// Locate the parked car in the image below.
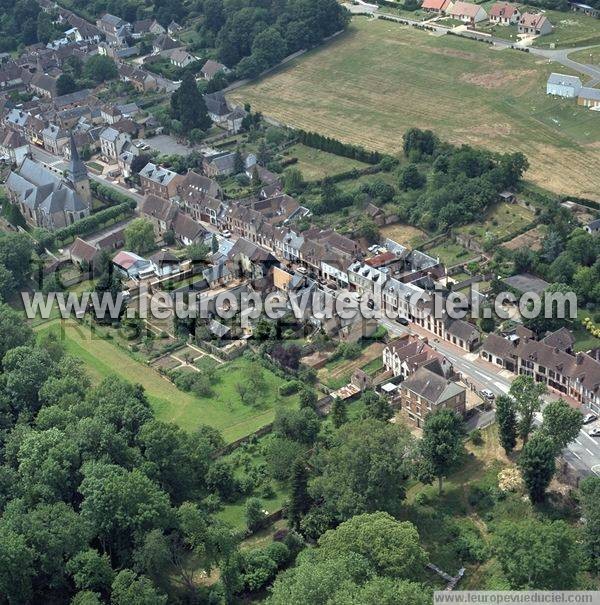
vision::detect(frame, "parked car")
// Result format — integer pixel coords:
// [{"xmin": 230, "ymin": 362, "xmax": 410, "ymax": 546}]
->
[
  {"xmin": 396, "ymin": 316, "xmax": 409, "ymax": 325},
  {"xmin": 296, "ymin": 266, "xmax": 307, "ymax": 274},
  {"xmin": 481, "ymin": 389, "xmax": 495, "ymax": 401},
  {"xmin": 221, "ymin": 229, "xmax": 231, "ymax": 238},
  {"xmin": 589, "ymin": 427, "xmax": 600, "ymax": 437},
  {"xmin": 583, "ymin": 413, "xmax": 598, "ymax": 424}
]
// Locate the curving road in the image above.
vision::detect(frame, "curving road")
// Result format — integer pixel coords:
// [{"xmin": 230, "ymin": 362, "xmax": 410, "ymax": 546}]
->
[{"xmin": 529, "ymin": 45, "xmax": 600, "ymax": 86}]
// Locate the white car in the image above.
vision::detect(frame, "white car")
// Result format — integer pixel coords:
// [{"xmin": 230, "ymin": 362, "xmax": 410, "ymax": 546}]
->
[
  {"xmin": 481, "ymin": 389, "xmax": 495, "ymax": 401},
  {"xmin": 221, "ymin": 230, "xmax": 231, "ymax": 238},
  {"xmin": 589, "ymin": 427, "xmax": 600, "ymax": 437},
  {"xmin": 296, "ymin": 266, "xmax": 307, "ymax": 274},
  {"xmin": 583, "ymin": 413, "xmax": 598, "ymax": 425}
]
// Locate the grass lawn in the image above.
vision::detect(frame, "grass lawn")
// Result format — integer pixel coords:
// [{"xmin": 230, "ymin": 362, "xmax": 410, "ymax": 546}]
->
[
  {"xmin": 532, "ymin": 10, "xmax": 600, "ymax": 48},
  {"xmin": 380, "ymin": 222, "xmax": 429, "ymax": 248},
  {"xmin": 575, "ymin": 308, "xmax": 600, "ymax": 352},
  {"xmin": 455, "ymin": 202, "xmax": 535, "ymax": 243},
  {"xmin": 427, "ymin": 239, "xmax": 474, "ymax": 267},
  {"xmin": 35, "ymin": 320, "xmax": 299, "ymax": 442},
  {"xmin": 476, "ymin": 22, "xmax": 519, "ymax": 42},
  {"xmin": 230, "ymin": 17, "xmax": 600, "ymax": 200},
  {"xmin": 282, "ymin": 143, "xmax": 369, "ymax": 180},
  {"xmin": 568, "ymin": 45, "xmax": 600, "ymax": 66}
]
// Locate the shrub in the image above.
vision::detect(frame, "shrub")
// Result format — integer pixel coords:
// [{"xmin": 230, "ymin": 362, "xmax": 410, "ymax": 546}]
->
[{"xmin": 279, "ymin": 380, "xmax": 302, "ymax": 396}]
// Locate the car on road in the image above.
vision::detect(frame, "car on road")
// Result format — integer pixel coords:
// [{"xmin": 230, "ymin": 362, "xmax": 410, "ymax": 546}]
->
[
  {"xmin": 296, "ymin": 266, "xmax": 307, "ymax": 274},
  {"xmin": 589, "ymin": 427, "xmax": 600, "ymax": 437},
  {"xmin": 481, "ymin": 389, "xmax": 495, "ymax": 401},
  {"xmin": 221, "ymin": 230, "xmax": 231, "ymax": 238},
  {"xmin": 396, "ymin": 316, "xmax": 409, "ymax": 325},
  {"xmin": 583, "ymin": 413, "xmax": 598, "ymax": 424}
]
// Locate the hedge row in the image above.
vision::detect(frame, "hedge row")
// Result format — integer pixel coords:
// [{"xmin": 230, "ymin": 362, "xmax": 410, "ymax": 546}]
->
[{"xmin": 296, "ymin": 129, "xmax": 383, "ymax": 164}]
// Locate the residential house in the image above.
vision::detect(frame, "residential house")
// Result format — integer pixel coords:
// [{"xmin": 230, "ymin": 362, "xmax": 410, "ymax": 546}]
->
[
  {"xmin": 172, "ymin": 212, "xmax": 208, "ymax": 246},
  {"xmin": 202, "ymin": 151, "xmax": 257, "ymax": 178},
  {"xmin": 547, "ymin": 73, "xmax": 582, "ymax": 97},
  {"xmin": 518, "ymin": 12, "xmax": 553, "ymax": 35},
  {"xmin": 444, "ymin": 318, "xmax": 481, "ymax": 352},
  {"xmin": 585, "ymin": 218, "xmax": 600, "ymax": 234},
  {"xmin": 227, "ymin": 237, "xmax": 278, "ymax": 289},
  {"xmin": 489, "ymin": 2, "xmax": 521, "ymax": 24},
  {"xmin": 176, "ymin": 170, "xmax": 223, "ymax": 220},
  {"xmin": 420, "ymin": 0, "xmax": 452, "ymax": 12},
  {"xmin": 0, "ymin": 127, "xmax": 29, "ymax": 165},
  {"xmin": 200, "ymin": 59, "xmax": 229, "ymax": 81},
  {"xmin": 30, "ymin": 73, "xmax": 58, "ymax": 98},
  {"xmin": 169, "ymin": 48, "xmax": 196, "ymax": 68},
  {"xmin": 112, "ymin": 250, "xmax": 152, "ymax": 279},
  {"xmin": 101, "ymin": 104, "xmax": 122, "ymax": 124},
  {"xmin": 383, "ymin": 333, "xmax": 454, "ymax": 380},
  {"xmin": 203, "ymin": 262, "xmax": 232, "ymax": 289},
  {"xmin": 118, "ymin": 64, "xmax": 159, "ymax": 92},
  {"xmin": 53, "ymin": 89, "xmax": 95, "ymax": 111},
  {"xmin": 0, "ymin": 62, "xmax": 27, "ymax": 91},
  {"xmin": 131, "ymin": 19, "xmax": 165, "ymax": 38},
  {"xmin": 150, "ymin": 249, "xmax": 180, "ymax": 277},
  {"xmin": 139, "ymin": 162, "xmax": 183, "ymax": 199},
  {"xmin": 578, "ymin": 86, "xmax": 600, "ymax": 109},
  {"xmin": 152, "ymin": 34, "xmax": 179, "ymax": 54},
  {"xmin": 42, "ymin": 124, "xmax": 69, "ymax": 155},
  {"xmin": 168, "ymin": 21, "xmax": 183, "ymax": 36},
  {"xmin": 400, "ymin": 366, "xmax": 467, "ymax": 428},
  {"xmin": 99, "ymin": 126, "xmax": 131, "ymax": 162},
  {"xmin": 203, "ymin": 92, "xmax": 231, "ymax": 125},
  {"xmin": 69, "ymin": 236, "xmax": 101, "ymax": 267},
  {"xmin": 96, "ymin": 13, "xmax": 131, "ymax": 47},
  {"xmin": 274, "ymin": 228, "xmax": 305, "ymax": 262},
  {"xmin": 226, "ymin": 106, "xmax": 247, "ymax": 134},
  {"xmin": 447, "ymin": 1, "xmax": 489, "ymax": 24},
  {"xmin": 480, "ymin": 328, "xmax": 600, "ymax": 413},
  {"xmin": 139, "ymin": 194, "xmax": 178, "ymax": 236}
]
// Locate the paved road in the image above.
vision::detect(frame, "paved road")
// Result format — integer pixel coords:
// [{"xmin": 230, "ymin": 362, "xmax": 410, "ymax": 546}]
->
[
  {"xmin": 379, "ymin": 316, "xmax": 600, "ymax": 476},
  {"xmin": 529, "ymin": 45, "xmax": 600, "ymax": 86}
]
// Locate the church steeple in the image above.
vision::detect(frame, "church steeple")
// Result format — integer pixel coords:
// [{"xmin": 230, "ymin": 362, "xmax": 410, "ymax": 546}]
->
[{"xmin": 67, "ymin": 132, "xmax": 91, "ymax": 207}]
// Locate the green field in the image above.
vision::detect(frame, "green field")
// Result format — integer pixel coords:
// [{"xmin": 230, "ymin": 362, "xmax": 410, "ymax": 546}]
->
[
  {"xmin": 427, "ymin": 240, "xmax": 474, "ymax": 267},
  {"xmin": 36, "ymin": 321, "xmax": 298, "ymax": 442},
  {"xmin": 532, "ymin": 10, "xmax": 600, "ymax": 48},
  {"xmin": 283, "ymin": 143, "xmax": 368, "ymax": 180},
  {"xmin": 568, "ymin": 45, "xmax": 600, "ymax": 65},
  {"xmin": 455, "ymin": 202, "xmax": 535, "ymax": 243},
  {"xmin": 230, "ymin": 18, "xmax": 600, "ymax": 200}
]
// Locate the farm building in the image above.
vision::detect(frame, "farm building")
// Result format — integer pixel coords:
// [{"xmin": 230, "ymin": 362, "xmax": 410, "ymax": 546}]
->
[
  {"xmin": 569, "ymin": 1, "xmax": 600, "ymax": 17},
  {"xmin": 578, "ymin": 87, "xmax": 600, "ymax": 109},
  {"xmin": 447, "ymin": 1, "xmax": 488, "ymax": 23},
  {"xmin": 518, "ymin": 12, "xmax": 553, "ymax": 35},
  {"xmin": 546, "ymin": 73, "xmax": 582, "ymax": 98},
  {"xmin": 489, "ymin": 2, "xmax": 521, "ymax": 25},
  {"xmin": 421, "ymin": 0, "xmax": 452, "ymax": 12}
]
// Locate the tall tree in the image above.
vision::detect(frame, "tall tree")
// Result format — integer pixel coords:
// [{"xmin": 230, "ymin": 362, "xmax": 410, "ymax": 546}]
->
[
  {"xmin": 288, "ymin": 458, "xmax": 310, "ymax": 531},
  {"xmin": 170, "ymin": 72, "xmax": 211, "ymax": 132},
  {"xmin": 579, "ymin": 476, "xmax": 600, "ymax": 573},
  {"xmin": 518, "ymin": 432, "xmax": 556, "ymax": 503},
  {"xmin": 83, "ymin": 55, "xmax": 118, "ymax": 83},
  {"xmin": 496, "ymin": 395, "xmax": 517, "ymax": 454},
  {"xmin": 331, "ymin": 397, "xmax": 348, "ymax": 429},
  {"xmin": 124, "ymin": 218, "xmax": 155, "ymax": 255},
  {"xmin": 541, "ymin": 399, "xmax": 583, "ymax": 452},
  {"xmin": 509, "ymin": 375, "xmax": 546, "ymax": 444},
  {"xmin": 493, "ymin": 519, "xmax": 580, "ymax": 589},
  {"xmin": 419, "ymin": 409, "xmax": 465, "ymax": 495}
]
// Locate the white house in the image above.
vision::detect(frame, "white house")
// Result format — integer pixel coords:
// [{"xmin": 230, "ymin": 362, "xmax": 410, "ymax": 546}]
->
[
  {"xmin": 99, "ymin": 127, "xmax": 131, "ymax": 162},
  {"xmin": 546, "ymin": 73, "xmax": 582, "ymax": 98},
  {"xmin": 447, "ymin": 1, "xmax": 488, "ymax": 23}
]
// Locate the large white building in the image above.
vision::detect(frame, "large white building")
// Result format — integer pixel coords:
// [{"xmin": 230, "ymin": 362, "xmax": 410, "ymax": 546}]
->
[{"xmin": 546, "ymin": 73, "xmax": 583, "ymax": 98}]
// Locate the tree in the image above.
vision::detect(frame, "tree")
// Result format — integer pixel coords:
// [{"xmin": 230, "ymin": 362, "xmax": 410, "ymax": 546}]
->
[
  {"xmin": 518, "ymin": 432, "xmax": 556, "ymax": 503},
  {"xmin": 541, "ymin": 399, "xmax": 583, "ymax": 452},
  {"xmin": 288, "ymin": 458, "xmax": 310, "ymax": 531},
  {"xmin": 233, "ymin": 149, "xmax": 245, "ymax": 175},
  {"xmin": 0, "ymin": 529, "xmax": 35, "ymax": 604},
  {"xmin": 493, "ymin": 519, "xmax": 580, "ymax": 589},
  {"xmin": 398, "ymin": 163, "xmax": 426, "ymax": 191},
  {"xmin": 124, "ymin": 218, "xmax": 155, "ymax": 255},
  {"xmin": 211, "ymin": 233, "xmax": 219, "ymax": 254},
  {"xmin": 0, "ymin": 303, "xmax": 33, "ymax": 363},
  {"xmin": 283, "ymin": 167, "xmax": 304, "ymax": 194},
  {"xmin": 495, "ymin": 395, "xmax": 517, "ymax": 455},
  {"xmin": 170, "ymin": 72, "xmax": 211, "ymax": 132},
  {"xmin": 509, "ymin": 375, "xmax": 545, "ymax": 444},
  {"xmin": 299, "ymin": 386, "xmax": 318, "ymax": 410},
  {"xmin": 187, "ymin": 242, "xmax": 210, "ymax": 262},
  {"xmin": 419, "ymin": 409, "xmax": 465, "ymax": 495},
  {"xmin": 310, "ymin": 419, "xmax": 414, "ymax": 519},
  {"xmin": 331, "ymin": 397, "xmax": 348, "ymax": 428},
  {"xmin": 579, "ymin": 476, "xmax": 600, "ymax": 573},
  {"xmin": 361, "ymin": 390, "xmax": 392, "ymax": 421},
  {"xmin": 83, "ymin": 55, "xmax": 118, "ymax": 83},
  {"xmin": 245, "ymin": 497, "xmax": 266, "ymax": 532},
  {"xmin": 111, "ymin": 570, "xmax": 167, "ymax": 605},
  {"xmin": 67, "ymin": 548, "xmax": 114, "ymax": 594},
  {"xmin": 0, "ymin": 231, "xmax": 33, "ymax": 285},
  {"xmin": 317, "ymin": 512, "xmax": 428, "ymax": 580},
  {"xmin": 56, "ymin": 73, "xmax": 79, "ymax": 96}
]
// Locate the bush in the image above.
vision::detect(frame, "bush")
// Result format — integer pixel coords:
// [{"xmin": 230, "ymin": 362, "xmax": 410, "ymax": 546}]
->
[
  {"xmin": 470, "ymin": 429, "xmax": 484, "ymax": 445},
  {"xmin": 279, "ymin": 380, "xmax": 302, "ymax": 396}
]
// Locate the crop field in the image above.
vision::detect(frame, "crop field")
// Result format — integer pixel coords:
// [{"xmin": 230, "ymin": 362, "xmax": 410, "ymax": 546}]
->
[
  {"xmin": 36, "ymin": 321, "xmax": 298, "ymax": 443},
  {"xmin": 230, "ymin": 18, "xmax": 600, "ymax": 199}
]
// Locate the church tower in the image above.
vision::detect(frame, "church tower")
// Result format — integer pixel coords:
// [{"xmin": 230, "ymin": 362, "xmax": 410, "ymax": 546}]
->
[{"xmin": 67, "ymin": 133, "xmax": 92, "ymax": 208}]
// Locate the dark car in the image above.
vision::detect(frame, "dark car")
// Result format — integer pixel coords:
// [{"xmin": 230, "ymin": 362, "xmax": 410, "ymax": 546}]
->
[{"xmin": 396, "ymin": 317, "xmax": 409, "ymax": 326}]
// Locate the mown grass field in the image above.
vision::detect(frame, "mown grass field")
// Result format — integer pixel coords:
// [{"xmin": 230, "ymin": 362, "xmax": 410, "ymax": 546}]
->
[
  {"xmin": 532, "ymin": 10, "xmax": 600, "ymax": 48},
  {"xmin": 230, "ymin": 18, "xmax": 600, "ymax": 199},
  {"xmin": 36, "ymin": 321, "xmax": 298, "ymax": 442},
  {"xmin": 283, "ymin": 143, "xmax": 368, "ymax": 180},
  {"xmin": 455, "ymin": 202, "xmax": 535, "ymax": 243}
]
